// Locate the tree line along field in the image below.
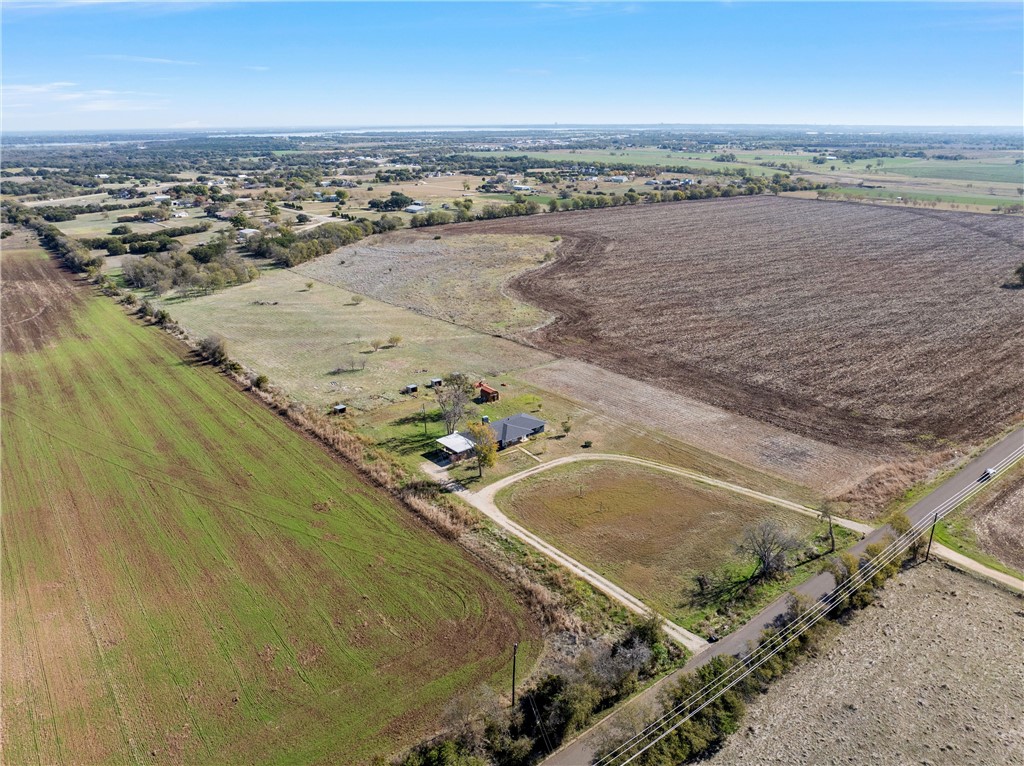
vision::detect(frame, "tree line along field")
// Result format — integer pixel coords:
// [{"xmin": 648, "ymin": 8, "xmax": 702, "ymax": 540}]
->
[
  {"xmin": 0, "ymin": 237, "xmax": 539, "ymax": 765},
  {"xmin": 444, "ymin": 196, "xmax": 1023, "ymax": 456}
]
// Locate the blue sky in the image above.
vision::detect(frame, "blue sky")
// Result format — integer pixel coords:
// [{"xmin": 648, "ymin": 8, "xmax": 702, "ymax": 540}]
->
[{"xmin": 2, "ymin": 1, "xmax": 1022, "ymax": 130}]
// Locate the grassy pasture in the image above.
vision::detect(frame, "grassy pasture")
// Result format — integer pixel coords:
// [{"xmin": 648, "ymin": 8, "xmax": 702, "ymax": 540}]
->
[
  {"xmin": 470, "ymin": 149, "xmax": 773, "ymax": 176},
  {"xmin": 1, "ymin": 241, "xmax": 539, "ymax": 765},
  {"xmin": 51, "ymin": 211, "xmax": 171, "ymax": 238},
  {"xmin": 496, "ymin": 461, "xmax": 841, "ymax": 635},
  {"xmin": 883, "ymin": 159, "xmax": 1024, "ymax": 185},
  {"xmin": 819, "ymin": 186, "xmax": 1022, "ymax": 209},
  {"xmin": 154, "ymin": 266, "xmax": 553, "ymax": 411}
]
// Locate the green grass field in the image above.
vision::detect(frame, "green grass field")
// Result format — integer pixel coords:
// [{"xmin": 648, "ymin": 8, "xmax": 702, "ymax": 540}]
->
[
  {"xmin": 470, "ymin": 149, "xmax": 774, "ymax": 176},
  {"xmin": 495, "ymin": 461, "xmax": 844, "ymax": 636},
  {"xmin": 882, "ymin": 159, "xmax": 1024, "ymax": 185},
  {"xmin": 1, "ymin": 241, "xmax": 539, "ymax": 765},
  {"xmin": 822, "ymin": 186, "xmax": 1021, "ymax": 209}
]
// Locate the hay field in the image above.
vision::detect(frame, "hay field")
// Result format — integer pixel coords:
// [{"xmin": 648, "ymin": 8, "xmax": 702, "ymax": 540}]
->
[{"xmin": 1, "ymin": 238, "xmax": 539, "ymax": 765}]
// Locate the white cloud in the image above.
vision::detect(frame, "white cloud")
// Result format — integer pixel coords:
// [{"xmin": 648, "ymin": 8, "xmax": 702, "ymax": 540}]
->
[
  {"xmin": 92, "ymin": 54, "xmax": 198, "ymax": 66},
  {"xmin": 3, "ymin": 81, "xmax": 77, "ymax": 94},
  {"xmin": 243, "ymin": 65, "xmax": 270, "ymax": 72},
  {"xmin": 2, "ymin": 81, "xmax": 167, "ymax": 114}
]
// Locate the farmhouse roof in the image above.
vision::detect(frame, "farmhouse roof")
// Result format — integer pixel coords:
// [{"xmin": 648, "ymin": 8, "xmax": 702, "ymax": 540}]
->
[
  {"xmin": 437, "ymin": 433, "xmax": 475, "ymax": 454},
  {"xmin": 489, "ymin": 413, "xmax": 545, "ymax": 445}
]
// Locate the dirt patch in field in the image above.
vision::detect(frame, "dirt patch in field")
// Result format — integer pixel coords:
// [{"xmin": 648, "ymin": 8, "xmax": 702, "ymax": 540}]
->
[
  {"xmin": 708, "ymin": 564, "xmax": 1024, "ymax": 766},
  {"xmin": 442, "ymin": 198, "xmax": 1022, "ymax": 453},
  {"xmin": 523, "ymin": 359, "xmax": 878, "ymax": 496},
  {"xmin": 1, "ymin": 228, "xmax": 86, "ymax": 353}
]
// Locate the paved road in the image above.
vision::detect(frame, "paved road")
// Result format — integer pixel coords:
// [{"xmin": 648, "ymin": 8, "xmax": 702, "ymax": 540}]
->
[{"xmin": 544, "ymin": 429, "xmax": 1024, "ymax": 766}]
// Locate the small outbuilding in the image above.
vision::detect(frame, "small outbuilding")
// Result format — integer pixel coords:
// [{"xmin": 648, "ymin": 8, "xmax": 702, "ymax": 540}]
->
[
  {"xmin": 332, "ymin": 404, "xmax": 347, "ymax": 415},
  {"xmin": 402, "ymin": 383, "xmax": 418, "ymax": 394},
  {"xmin": 476, "ymin": 381, "xmax": 499, "ymax": 403},
  {"xmin": 436, "ymin": 432, "xmax": 476, "ymax": 463},
  {"xmin": 429, "ymin": 378, "xmax": 443, "ymax": 388}
]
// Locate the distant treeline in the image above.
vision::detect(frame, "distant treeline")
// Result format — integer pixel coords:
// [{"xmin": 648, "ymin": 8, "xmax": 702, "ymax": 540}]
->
[
  {"xmin": 1, "ymin": 203, "xmax": 102, "ymax": 273},
  {"xmin": 32, "ymin": 200, "xmax": 153, "ymax": 222},
  {"xmin": 122, "ymin": 232, "xmax": 257, "ymax": 294},
  {"xmin": 78, "ymin": 222, "xmax": 213, "ymax": 254},
  {"xmin": 249, "ymin": 219, "xmax": 401, "ymax": 267}
]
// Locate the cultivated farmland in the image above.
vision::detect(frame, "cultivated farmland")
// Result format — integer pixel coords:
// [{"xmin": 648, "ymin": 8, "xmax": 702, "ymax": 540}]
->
[
  {"xmin": 1, "ymin": 238, "xmax": 539, "ymax": 765},
  {"xmin": 452, "ymin": 197, "xmax": 1023, "ymax": 452},
  {"xmin": 707, "ymin": 564, "xmax": 1024, "ymax": 766},
  {"xmin": 495, "ymin": 461, "xmax": 829, "ymax": 634}
]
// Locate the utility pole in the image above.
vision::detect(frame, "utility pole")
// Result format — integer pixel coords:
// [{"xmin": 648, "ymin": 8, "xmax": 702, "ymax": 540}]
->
[
  {"xmin": 925, "ymin": 512, "xmax": 938, "ymax": 562},
  {"xmin": 421, "ymin": 403, "xmax": 427, "ymax": 436},
  {"xmin": 511, "ymin": 642, "xmax": 519, "ymax": 708}
]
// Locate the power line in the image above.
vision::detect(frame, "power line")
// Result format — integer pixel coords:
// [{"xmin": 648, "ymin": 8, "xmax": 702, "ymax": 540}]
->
[{"xmin": 597, "ymin": 447, "xmax": 1023, "ymax": 766}]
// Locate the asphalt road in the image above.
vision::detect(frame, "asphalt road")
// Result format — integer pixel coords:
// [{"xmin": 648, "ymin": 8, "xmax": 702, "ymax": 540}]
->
[{"xmin": 544, "ymin": 428, "xmax": 1024, "ymax": 766}]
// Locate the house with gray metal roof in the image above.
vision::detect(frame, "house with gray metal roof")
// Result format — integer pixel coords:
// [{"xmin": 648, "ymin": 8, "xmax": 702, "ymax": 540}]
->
[{"xmin": 488, "ymin": 413, "xmax": 546, "ymax": 449}]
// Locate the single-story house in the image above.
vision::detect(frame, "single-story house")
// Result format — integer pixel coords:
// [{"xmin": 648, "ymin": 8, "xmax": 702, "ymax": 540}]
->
[
  {"xmin": 512, "ymin": 184, "xmax": 532, "ymax": 192},
  {"xmin": 489, "ymin": 413, "xmax": 545, "ymax": 450},
  {"xmin": 436, "ymin": 432, "xmax": 476, "ymax": 463},
  {"xmin": 404, "ymin": 204, "xmax": 427, "ymax": 214},
  {"xmin": 236, "ymin": 228, "xmax": 261, "ymax": 241}
]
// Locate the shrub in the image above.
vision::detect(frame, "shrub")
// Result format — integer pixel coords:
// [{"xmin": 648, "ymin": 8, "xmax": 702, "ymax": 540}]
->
[{"xmin": 198, "ymin": 335, "xmax": 229, "ymax": 366}]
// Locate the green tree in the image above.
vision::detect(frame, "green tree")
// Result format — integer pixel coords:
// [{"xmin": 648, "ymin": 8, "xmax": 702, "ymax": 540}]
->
[{"xmin": 466, "ymin": 421, "xmax": 497, "ymax": 478}]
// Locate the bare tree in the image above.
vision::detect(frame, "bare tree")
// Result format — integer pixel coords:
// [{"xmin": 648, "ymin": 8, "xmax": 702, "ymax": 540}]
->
[
  {"xmin": 736, "ymin": 520, "xmax": 800, "ymax": 581},
  {"xmin": 818, "ymin": 502, "xmax": 837, "ymax": 553},
  {"xmin": 436, "ymin": 372, "xmax": 474, "ymax": 435}
]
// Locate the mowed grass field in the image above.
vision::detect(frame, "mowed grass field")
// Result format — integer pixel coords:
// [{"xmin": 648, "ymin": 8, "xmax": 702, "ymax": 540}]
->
[
  {"xmin": 495, "ymin": 462, "xmax": 822, "ymax": 632},
  {"xmin": 1, "ymin": 239, "xmax": 539, "ymax": 765}
]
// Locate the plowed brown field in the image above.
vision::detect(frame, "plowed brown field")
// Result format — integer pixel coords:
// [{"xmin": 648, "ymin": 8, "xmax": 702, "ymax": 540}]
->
[{"xmin": 453, "ymin": 197, "xmax": 1022, "ymax": 452}]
